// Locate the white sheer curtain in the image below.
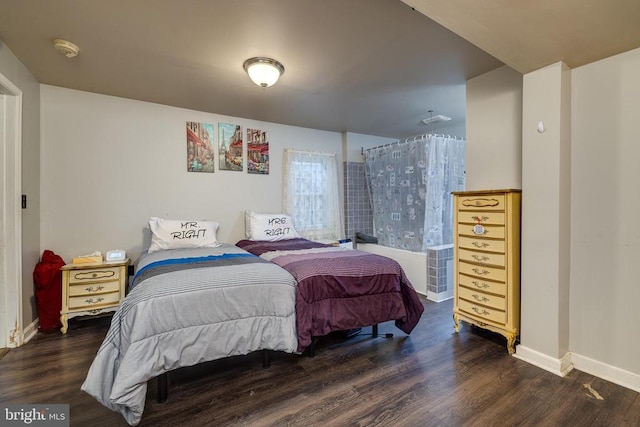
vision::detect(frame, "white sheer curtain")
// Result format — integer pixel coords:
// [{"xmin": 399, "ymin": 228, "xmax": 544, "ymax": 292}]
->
[
  {"xmin": 282, "ymin": 149, "xmax": 343, "ymax": 241},
  {"xmin": 423, "ymin": 134, "xmax": 466, "ymax": 249}
]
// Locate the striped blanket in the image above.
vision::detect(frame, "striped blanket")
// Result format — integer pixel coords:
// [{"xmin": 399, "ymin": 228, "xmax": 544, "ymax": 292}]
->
[
  {"xmin": 81, "ymin": 245, "xmax": 297, "ymax": 426},
  {"xmin": 236, "ymin": 238, "xmax": 424, "ymax": 352}
]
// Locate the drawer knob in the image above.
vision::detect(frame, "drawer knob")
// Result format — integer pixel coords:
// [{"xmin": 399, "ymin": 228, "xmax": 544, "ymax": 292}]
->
[
  {"xmin": 85, "ymin": 285, "xmax": 104, "ymax": 293},
  {"xmin": 472, "ymin": 294, "xmax": 489, "ymax": 302},
  {"xmin": 472, "ymin": 281, "xmax": 490, "ymax": 289},
  {"xmin": 85, "ymin": 297, "xmax": 104, "ymax": 305},
  {"xmin": 472, "ymin": 268, "xmax": 490, "ymax": 276},
  {"xmin": 471, "ymin": 254, "xmax": 490, "ymax": 262},
  {"xmin": 472, "ymin": 306, "xmax": 490, "ymax": 316},
  {"xmin": 92, "ymin": 273, "xmax": 97, "ymax": 278}
]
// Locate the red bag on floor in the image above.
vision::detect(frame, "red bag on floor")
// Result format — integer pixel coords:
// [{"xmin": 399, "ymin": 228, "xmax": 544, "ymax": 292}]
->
[{"xmin": 33, "ymin": 250, "xmax": 66, "ymax": 332}]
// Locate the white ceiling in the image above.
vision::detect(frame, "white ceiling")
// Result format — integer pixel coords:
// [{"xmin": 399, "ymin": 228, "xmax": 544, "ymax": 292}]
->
[
  {"xmin": 404, "ymin": 0, "xmax": 640, "ymax": 74},
  {"xmin": 0, "ymin": 0, "xmax": 638, "ymax": 140}
]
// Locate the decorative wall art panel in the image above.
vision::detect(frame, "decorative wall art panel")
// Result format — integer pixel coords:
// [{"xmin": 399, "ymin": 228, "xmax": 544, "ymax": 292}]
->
[
  {"xmin": 218, "ymin": 122, "xmax": 243, "ymax": 171},
  {"xmin": 247, "ymin": 128, "xmax": 269, "ymax": 174},
  {"xmin": 186, "ymin": 121, "xmax": 215, "ymax": 173}
]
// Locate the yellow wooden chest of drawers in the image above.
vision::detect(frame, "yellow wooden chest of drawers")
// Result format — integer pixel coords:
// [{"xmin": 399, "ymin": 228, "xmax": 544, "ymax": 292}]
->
[
  {"xmin": 452, "ymin": 189, "xmax": 521, "ymax": 354},
  {"xmin": 59, "ymin": 259, "xmax": 130, "ymax": 333}
]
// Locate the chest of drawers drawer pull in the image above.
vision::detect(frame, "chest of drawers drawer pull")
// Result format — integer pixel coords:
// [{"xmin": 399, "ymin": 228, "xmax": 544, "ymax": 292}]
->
[
  {"xmin": 471, "ymin": 241, "xmax": 489, "ymax": 249},
  {"xmin": 85, "ymin": 297, "xmax": 104, "ymax": 305},
  {"xmin": 472, "ymin": 307, "xmax": 490, "ymax": 316},
  {"xmin": 85, "ymin": 285, "xmax": 104, "ymax": 293},
  {"xmin": 473, "ymin": 268, "xmax": 490, "ymax": 276},
  {"xmin": 471, "ymin": 254, "xmax": 490, "ymax": 262},
  {"xmin": 471, "ymin": 294, "xmax": 490, "ymax": 303},
  {"xmin": 472, "ymin": 280, "xmax": 490, "ymax": 289},
  {"xmin": 471, "ymin": 215, "xmax": 489, "ymax": 222}
]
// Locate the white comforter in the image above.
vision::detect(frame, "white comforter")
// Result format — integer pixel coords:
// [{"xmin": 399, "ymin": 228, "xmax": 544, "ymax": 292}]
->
[{"xmin": 81, "ymin": 245, "xmax": 297, "ymax": 425}]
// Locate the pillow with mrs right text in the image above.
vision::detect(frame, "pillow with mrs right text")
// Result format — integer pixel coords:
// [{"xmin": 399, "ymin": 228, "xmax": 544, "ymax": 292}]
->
[{"xmin": 245, "ymin": 211, "xmax": 300, "ymax": 242}]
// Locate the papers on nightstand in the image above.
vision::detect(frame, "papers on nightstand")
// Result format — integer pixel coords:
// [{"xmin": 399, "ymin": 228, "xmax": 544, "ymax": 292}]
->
[{"xmin": 72, "ymin": 251, "xmax": 103, "ymax": 265}]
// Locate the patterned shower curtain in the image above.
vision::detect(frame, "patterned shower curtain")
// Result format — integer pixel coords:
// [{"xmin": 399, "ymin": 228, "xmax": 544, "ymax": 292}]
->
[{"xmin": 364, "ymin": 134, "xmax": 465, "ymax": 252}]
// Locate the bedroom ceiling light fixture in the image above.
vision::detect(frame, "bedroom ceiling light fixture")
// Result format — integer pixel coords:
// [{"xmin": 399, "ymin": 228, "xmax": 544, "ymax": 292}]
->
[
  {"xmin": 243, "ymin": 57, "xmax": 285, "ymax": 88},
  {"xmin": 52, "ymin": 38, "xmax": 80, "ymax": 58}
]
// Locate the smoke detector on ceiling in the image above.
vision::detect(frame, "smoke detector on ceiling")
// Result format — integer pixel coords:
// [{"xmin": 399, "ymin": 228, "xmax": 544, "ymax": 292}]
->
[
  {"xmin": 53, "ymin": 39, "xmax": 79, "ymax": 58},
  {"xmin": 421, "ymin": 114, "xmax": 452, "ymax": 125}
]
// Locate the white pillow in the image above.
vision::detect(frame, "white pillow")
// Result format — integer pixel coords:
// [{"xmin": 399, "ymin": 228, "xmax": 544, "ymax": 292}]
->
[
  {"xmin": 148, "ymin": 217, "xmax": 221, "ymax": 253},
  {"xmin": 245, "ymin": 211, "xmax": 300, "ymax": 241}
]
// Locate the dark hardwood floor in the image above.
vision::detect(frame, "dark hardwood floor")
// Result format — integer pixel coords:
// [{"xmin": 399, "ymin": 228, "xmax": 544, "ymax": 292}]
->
[{"xmin": 1, "ymin": 298, "xmax": 638, "ymax": 426}]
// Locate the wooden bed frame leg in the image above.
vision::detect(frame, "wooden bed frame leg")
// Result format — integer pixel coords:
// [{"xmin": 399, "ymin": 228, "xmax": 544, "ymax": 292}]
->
[
  {"xmin": 157, "ymin": 373, "xmax": 168, "ymax": 403},
  {"xmin": 372, "ymin": 324, "xmax": 378, "ymax": 338},
  {"xmin": 262, "ymin": 349, "xmax": 271, "ymax": 368}
]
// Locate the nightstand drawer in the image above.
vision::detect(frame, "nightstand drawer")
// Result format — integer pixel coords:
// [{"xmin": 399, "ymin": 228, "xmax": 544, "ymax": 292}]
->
[
  {"xmin": 458, "ymin": 298, "xmax": 505, "ymax": 324},
  {"xmin": 457, "ymin": 194, "xmax": 505, "ymax": 211},
  {"xmin": 458, "ymin": 286, "xmax": 506, "ymax": 310},
  {"xmin": 68, "ymin": 280, "xmax": 120, "ymax": 296},
  {"xmin": 69, "ymin": 266, "xmax": 121, "ymax": 283},
  {"xmin": 68, "ymin": 291, "xmax": 121, "ymax": 309}
]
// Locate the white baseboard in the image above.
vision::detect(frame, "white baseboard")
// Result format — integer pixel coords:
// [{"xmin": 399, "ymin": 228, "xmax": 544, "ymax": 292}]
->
[
  {"xmin": 514, "ymin": 344, "xmax": 640, "ymax": 393},
  {"xmin": 22, "ymin": 318, "xmax": 39, "ymax": 344},
  {"xmin": 572, "ymin": 353, "xmax": 640, "ymax": 393},
  {"xmin": 426, "ymin": 290, "xmax": 453, "ymax": 302},
  {"xmin": 513, "ymin": 345, "xmax": 574, "ymax": 377}
]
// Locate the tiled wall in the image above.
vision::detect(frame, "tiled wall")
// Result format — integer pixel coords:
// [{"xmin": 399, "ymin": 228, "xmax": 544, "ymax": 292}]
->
[
  {"xmin": 427, "ymin": 244, "xmax": 454, "ymax": 299},
  {"xmin": 343, "ymin": 162, "xmax": 373, "ymax": 240}
]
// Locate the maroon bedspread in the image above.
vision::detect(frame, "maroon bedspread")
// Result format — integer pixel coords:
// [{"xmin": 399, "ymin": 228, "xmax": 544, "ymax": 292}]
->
[{"xmin": 236, "ymin": 238, "xmax": 424, "ymax": 352}]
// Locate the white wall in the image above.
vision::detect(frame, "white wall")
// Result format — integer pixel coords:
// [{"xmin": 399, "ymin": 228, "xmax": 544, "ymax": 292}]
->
[
  {"xmin": 520, "ymin": 62, "xmax": 572, "ymax": 361},
  {"xmin": 40, "ymin": 86, "xmax": 345, "ymax": 263},
  {"xmin": 466, "ymin": 65, "xmax": 523, "ymax": 190},
  {"xmin": 468, "ymin": 50, "xmax": 640, "ymax": 391},
  {"xmin": 570, "ymin": 47, "xmax": 640, "ymax": 377},
  {"xmin": 343, "ymin": 131, "xmax": 395, "ymax": 162},
  {"xmin": 0, "ymin": 42, "xmax": 40, "ymax": 325}
]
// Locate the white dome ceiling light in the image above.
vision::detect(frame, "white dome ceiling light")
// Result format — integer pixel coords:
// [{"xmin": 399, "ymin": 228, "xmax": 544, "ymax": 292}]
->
[
  {"xmin": 53, "ymin": 39, "xmax": 80, "ymax": 58},
  {"xmin": 243, "ymin": 57, "xmax": 285, "ymax": 89}
]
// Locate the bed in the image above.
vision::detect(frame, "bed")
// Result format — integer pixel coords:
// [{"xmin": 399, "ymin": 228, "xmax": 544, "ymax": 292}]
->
[
  {"xmin": 236, "ymin": 237, "xmax": 425, "ymax": 354},
  {"xmin": 81, "ymin": 243, "xmax": 298, "ymax": 426}
]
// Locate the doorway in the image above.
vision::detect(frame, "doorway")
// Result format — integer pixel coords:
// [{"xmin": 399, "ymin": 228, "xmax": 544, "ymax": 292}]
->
[{"xmin": 0, "ymin": 72, "xmax": 23, "ymax": 348}]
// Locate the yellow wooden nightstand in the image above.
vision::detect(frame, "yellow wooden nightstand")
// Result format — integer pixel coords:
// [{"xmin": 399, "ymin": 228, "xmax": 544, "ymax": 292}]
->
[{"xmin": 59, "ymin": 259, "xmax": 130, "ymax": 334}]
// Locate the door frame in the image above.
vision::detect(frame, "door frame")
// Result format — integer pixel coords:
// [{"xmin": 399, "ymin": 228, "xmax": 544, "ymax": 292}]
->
[{"xmin": 0, "ymin": 72, "xmax": 23, "ymax": 348}]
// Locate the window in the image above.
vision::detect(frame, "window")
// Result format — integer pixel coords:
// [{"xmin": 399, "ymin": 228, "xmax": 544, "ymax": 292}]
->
[{"xmin": 283, "ymin": 149, "xmax": 343, "ymax": 240}]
